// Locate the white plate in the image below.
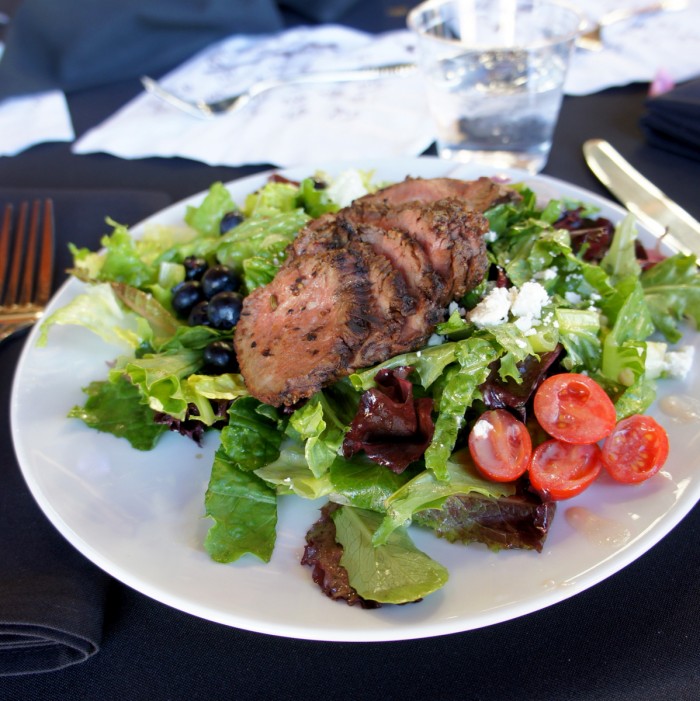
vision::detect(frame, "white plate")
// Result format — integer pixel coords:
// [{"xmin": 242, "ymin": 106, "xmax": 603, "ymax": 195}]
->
[{"xmin": 11, "ymin": 157, "xmax": 700, "ymax": 642}]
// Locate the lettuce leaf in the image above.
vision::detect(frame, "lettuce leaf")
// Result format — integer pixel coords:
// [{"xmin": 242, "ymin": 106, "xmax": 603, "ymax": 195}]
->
[
  {"xmin": 641, "ymin": 253, "xmax": 700, "ymax": 343},
  {"xmin": 424, "ymin": 337, "xmax": 500, "ymax": 481},
  {"xmin": 185, "ymin": 181, "xmax": 236, "ymax": 237},
  {"xmin": 204, "ymin": 447, "xmax": 277, "ymax": 563},
  {"xmin": 219, "ymin": 397, "xmax": 284, "ymax": 472},
  {"xmin": 373, "ymin": 449, "xmax": 514, "ymax": 546},
  {"xmin": 68, "ymin": 376, "xmax": 167, "ymax": 450},
  {"xmin": 332, "ymin": 505, "xmax": 448, "ymax": 604}
]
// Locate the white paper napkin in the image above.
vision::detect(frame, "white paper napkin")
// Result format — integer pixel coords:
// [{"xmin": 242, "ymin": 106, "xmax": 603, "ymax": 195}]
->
[
  {"xmin": 0, "ymin": 89, "xmax": 74, "ymax": 157},
  {"xmin": 73, "ymin": 26, "xmax": 434, "ymax": 167},
  {"xmin": 565, "ymin": 0, "xmax": 700, "ymax": 96}
]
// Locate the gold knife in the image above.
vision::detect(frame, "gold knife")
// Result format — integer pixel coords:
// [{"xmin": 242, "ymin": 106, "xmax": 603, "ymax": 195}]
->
[{"xmin": 583, "ymin": 138, "xmax": 700, "ymax": 262}]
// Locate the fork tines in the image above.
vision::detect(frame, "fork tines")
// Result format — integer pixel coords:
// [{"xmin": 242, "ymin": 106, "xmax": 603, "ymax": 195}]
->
[{"xmin": 0, "ymin": 199, "xmax": 55, "ymax": 311}]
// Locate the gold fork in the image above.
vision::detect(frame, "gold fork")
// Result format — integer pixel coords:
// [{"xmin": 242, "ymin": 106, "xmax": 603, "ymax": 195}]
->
[{"xmin": 0, "ymin": 200, "xmax": 55, "ymax": 344}]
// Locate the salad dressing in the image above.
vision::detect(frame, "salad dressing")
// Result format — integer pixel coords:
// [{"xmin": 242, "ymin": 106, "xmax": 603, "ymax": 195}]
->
[
  {"xmin": 658, "ymin": 394, "xmax": 700, "ymax": 423},
  {"xmin": 565, "ymin": 506, "xmax": 631, "ymax": 547}
]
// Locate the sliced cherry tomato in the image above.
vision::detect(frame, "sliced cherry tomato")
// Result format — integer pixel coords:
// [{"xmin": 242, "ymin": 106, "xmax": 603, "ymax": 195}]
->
[
  {"xmin": 533, "ymin": 373, "xmax": 616, "ymax": 444},
  {"xmin": 601, "ymin": 414, "xmax": 669, "ymax": 483},
  {"xmin": 528, "ymin": 439, "xmax": 603, "ymax": 500},
  {"xmin": 468, "ymin": 409, "xmax": 532, "ymax": 482}
]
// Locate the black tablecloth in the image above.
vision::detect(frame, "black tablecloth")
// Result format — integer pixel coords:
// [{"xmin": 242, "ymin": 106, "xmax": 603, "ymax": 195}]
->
[{"xmin": 1, "ymin": 0, "xmax": 699, "ymax": 698}]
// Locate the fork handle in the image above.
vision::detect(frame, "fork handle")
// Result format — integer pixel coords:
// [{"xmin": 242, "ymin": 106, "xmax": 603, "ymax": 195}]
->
[
  {"xmin": 234, "ymin": 63, "xmax": 417, "ymax": 110},
  {"xmin": 599, "ymin": 0, "xmax": 687, "ymax": 27}
]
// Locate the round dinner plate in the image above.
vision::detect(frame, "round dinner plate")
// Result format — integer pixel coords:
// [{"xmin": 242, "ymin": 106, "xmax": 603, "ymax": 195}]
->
[{"xmin": 10, "ymin": 157, "xmax": 700, "ymax": 642}]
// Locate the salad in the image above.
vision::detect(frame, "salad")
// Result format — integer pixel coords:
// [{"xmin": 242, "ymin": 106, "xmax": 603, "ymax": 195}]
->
[{"xmin": 38, "ymin": 168, "xmax": 700, "ymax": 608}]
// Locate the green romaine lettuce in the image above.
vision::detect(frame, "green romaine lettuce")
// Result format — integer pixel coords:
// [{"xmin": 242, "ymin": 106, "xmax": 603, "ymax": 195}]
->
[{"xmin": 332, "ymin": 505, "xmax": 448, "ymax": 604}]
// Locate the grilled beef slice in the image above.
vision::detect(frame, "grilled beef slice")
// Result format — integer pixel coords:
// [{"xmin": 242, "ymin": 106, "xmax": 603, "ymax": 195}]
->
[
  {"xmin": 236, "ymin": 177, "xmax": 506, "ymax": 406},
  {"xmin": 355, "ymin": 175, "xmax": 520, "ymax": 211},
  {"xmin": 234, "ymin": 248, "xmax": 372, "ymax": 406}
]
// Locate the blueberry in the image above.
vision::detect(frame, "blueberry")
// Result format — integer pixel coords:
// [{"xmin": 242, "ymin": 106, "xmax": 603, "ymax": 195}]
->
[
  {"xmin": 203, "ymin": 340, "xmax": 239, "ymax": 373},
  {"xmin": 187, "ymin": 300, "xmax": 210, "ymax": 327},
  {"xmin": 206, "ymin": 291, "xmax": 243, "ymax": 329},
  {"xmin": 201, "ymin": 265, "xmax": 241, "ymax": 298},
  {"xmin": 220, "ymin": 211, "xmax": 245, "ymax": 234},
  {"xmin": 172, "ymin": 280, "xmax": 204, "ymax": 318},
  {"xmin": 183, "ymin": 256, "xmax": 208, "ymax": 280}
]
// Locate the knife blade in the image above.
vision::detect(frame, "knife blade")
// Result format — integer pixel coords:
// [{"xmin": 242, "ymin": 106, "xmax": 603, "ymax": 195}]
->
[{"xmin": 583, "ymin": 138, "xmax": 700, "ymax": 262}]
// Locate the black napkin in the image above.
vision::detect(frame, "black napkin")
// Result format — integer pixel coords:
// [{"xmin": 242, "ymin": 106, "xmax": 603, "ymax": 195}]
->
[
  {"xmin": 640, "ymin": 76, "xmax": 700, "ymax": 161},
  {"xmin": 0, "ymin": 0, "xmax": 362, "ymax": 100},
  {"xmin": 0, "ymin": 187, "xmax": 172, "ymax": 676}
]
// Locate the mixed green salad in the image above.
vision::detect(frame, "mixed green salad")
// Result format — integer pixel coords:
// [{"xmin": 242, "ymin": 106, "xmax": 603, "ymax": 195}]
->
[{"xmin": 38, "ymin": 170, "xmax": 700, "ymax": 607}]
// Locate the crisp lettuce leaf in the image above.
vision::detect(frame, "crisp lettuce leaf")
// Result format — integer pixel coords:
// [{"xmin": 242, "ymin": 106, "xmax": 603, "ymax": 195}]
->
[
  {"xmin": 601, "ymin": 280, "xmax": 654, "ymax": 386},
  {"xmin": 555, "ymin": 308, "xmax": 602, "ymax": 371},
  {"xmin": 185, "ymin": 181, "xmax": 236, "ymax": 237},
  {"xmin": 255, "ymin": 439, "xmax": 333, "ymax": 499},
  {"xmin": 113, "ymin": 348, "xmax": 204, "ymax": 421},
  {"xmin": 216, "ymin": 209, "xmax": 310, "ymax": 275},
  {"xmin": 219, "ymin": 397, "xmax": 284, "ymax": 472},
  {"xmin": 38, "ymin": 283, "xmax": 153, "ymax": 349},
  {"xmin": 332, "ymin": 505, "xmax": 448, "ymax": 604},
  {"xmin": 600, "ymin": 214, "xmax": 642, "ymax": 280},
  {"xmin": 641, "ymin": 253, "xmax": 700, "ymax": 343},
  {"xmin": 204, "ymin": 447, "xmax": 277, "ymax": 563},
  {"xmin": 288, "ymin": 392, "xmax": 351, "ymax": 479},
  {"xmin": 424, "ymin": 337, "xmax": 500, "ymax": 481},
  {"xmin": 329, "ymin": 454, "xmax": 413, "ymax": 512},
  {"xmin": 68, "ymin": 376, "xmax": 167, "ymax": 450},
  {"xmin": 373, "ymin": 449, "xmax": 514, "ymax": 546}
]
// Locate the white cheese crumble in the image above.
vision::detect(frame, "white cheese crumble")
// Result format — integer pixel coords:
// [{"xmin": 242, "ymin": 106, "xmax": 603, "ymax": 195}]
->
[
  {"xmin": 564, "ymin": 291, "xmax": 582, "ymax": 305},
  {"xmin": 665, "ymin": 346, "xmax": 695, "ymax": 379},
  {"xmin": 468, "ymin": 281, "xmax": 550, "ymax": 330},
  {"xmin": 484, "ymin": 230, "xmax": 499, "ymax": 243},
  {"xmin": 510, "ymin": 281, "xmax": 550, "ymax": 320},
  {"xmin": 467, "ymin": 286, "xmax": 513, "ymax": 328},
  {"xmin": 426, "ymin": 333, "xmax": 445, "ymax": 346}
]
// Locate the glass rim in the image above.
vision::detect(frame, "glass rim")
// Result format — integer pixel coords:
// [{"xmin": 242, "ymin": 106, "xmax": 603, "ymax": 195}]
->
[{"xmin": 407, "ymin": 0, "xmax": 586, "ymax": 51}]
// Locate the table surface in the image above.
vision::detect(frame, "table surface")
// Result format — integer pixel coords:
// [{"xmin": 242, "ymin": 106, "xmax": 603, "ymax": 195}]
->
[{"xmin": 1, "ymin": 2, "xmax": 699, "ymax": 699}]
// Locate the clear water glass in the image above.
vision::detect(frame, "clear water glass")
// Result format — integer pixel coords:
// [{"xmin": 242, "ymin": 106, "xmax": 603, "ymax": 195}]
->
[{"xmin": 408, "ymin": 0, "xmax": 582, "ymax": 173}]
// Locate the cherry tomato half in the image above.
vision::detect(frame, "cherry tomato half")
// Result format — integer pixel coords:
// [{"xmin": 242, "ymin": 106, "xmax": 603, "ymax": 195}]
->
[
  {"xmin": 601, "ymin": 414, "xmax": 669, "ymax": 483},
  {"xmin": 533, "ymin": 373, "xmax": 616, "ymax": 444},
  {"xmin": 528, "ymin": 439, "xmax": 603, "ymax": 500},
  {"xmin": 468, "ymin": 409, "xmax": 532, "ymax": 482}
]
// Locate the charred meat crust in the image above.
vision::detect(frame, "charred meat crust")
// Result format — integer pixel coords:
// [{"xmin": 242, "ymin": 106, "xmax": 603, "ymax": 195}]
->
[
  {"xmin": 234, "ymin": 248, "xmax": 372, "ymax": 407},
  {"xmin": 354, "ymin": 175, "xmax": 521, "ymax": 211},
  {"xmin": 236, "ymin": 176, "xmax": 515, "ymax": 406}
]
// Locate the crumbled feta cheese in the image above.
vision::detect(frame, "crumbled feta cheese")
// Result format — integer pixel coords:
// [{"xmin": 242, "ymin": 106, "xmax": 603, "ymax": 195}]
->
[
  {"xmin": 564, "ymin": 291, "xmax": 582, "ymax": 305},
  {"xmin": 535, "ymin": 267, "xmax": 558, "ymax": 281},
  {"xmin": 426, "ymin": 333, "xmax": 445, "ymax": 346},
  {"xmin": 514, "ymin": 315, "xmax": 534, "ymax": 333},
  {"xmin": 665, "ymin": 346, "xmax": 695, "ymax": 380},
  {"xmin": 511, "ymin": 281, "xmax": 549, "ymax": 320},
  {"xmin": 467, "ymin": 286, "xmax": 512, "ymax": 328},
  {"xmin": 484, "ymin": 230, "xmax": 498, "ymax": 243}
]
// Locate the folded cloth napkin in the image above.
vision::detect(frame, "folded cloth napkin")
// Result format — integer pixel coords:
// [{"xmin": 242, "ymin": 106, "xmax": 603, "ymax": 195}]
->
[
  {"xmin": 73, "ymin": 25, "xmax": 433, "ymax": 167},
  {"xmin": 0, "ymin": 0, "xmax": 361, "ymax": 100},
  {"xmin": 0, "ymin": 187, "xmax": 171, "ymax": 676},
  {"xmin": 640, "ymin": 76, "xmax": 700, "ymax": 161}
]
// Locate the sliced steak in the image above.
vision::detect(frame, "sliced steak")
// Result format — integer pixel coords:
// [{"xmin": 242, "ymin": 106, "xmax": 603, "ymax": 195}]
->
[
  {"xmin": 348, "ymin": 242, "xmax": 416, "ymax": 368},
  {"xmin": 288, "ymin": 212, "xmax": 346, "ymax": 259},
  {"xmin": 343, "ymin": 197, "xmax": 489, "ymax": 303},
  {"xmin": 234, "ymin": 248, "xmax": 372, "ymax": 406},
  {"xmin": 356, "ymin": 175, "xmax": 520, "ymax": 211},
  {"xmin": 345, "ymin": 222, "xmax": 445, "ymax": 349}
]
